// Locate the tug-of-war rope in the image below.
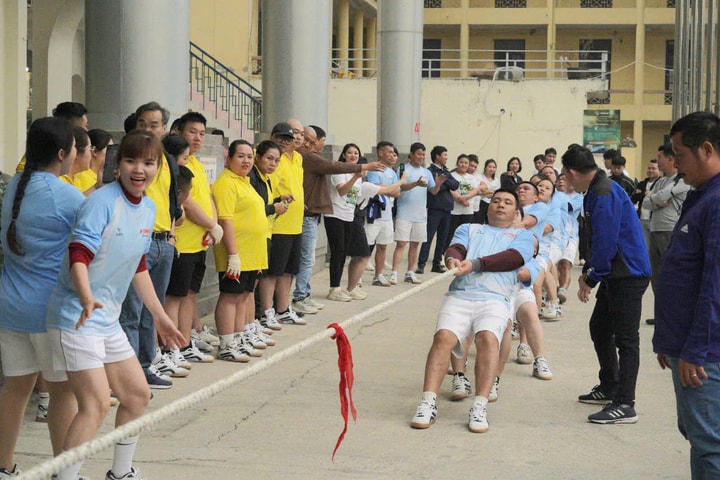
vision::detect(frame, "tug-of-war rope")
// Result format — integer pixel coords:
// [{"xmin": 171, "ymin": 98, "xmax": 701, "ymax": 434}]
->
[{"xmin": 18, "ymin": 269, "xmax": 456, "ymax": 479}]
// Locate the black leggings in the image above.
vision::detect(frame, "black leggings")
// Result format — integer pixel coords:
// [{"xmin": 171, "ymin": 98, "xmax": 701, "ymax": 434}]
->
[{"xmin": 324, "ymin": 216, "xmax": 352, "ymax": 288}]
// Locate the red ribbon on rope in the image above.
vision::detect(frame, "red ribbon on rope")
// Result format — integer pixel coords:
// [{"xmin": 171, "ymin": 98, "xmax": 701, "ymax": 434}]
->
[{"xmin": 327, "ymin": 323, "xmax": 357, "ymax": 461}]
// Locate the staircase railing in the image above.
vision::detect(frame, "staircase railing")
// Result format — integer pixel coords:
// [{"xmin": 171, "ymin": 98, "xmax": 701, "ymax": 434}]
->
[{"xmin": 189, "ymin": 41, "xmax": 261, "ymax": 132}]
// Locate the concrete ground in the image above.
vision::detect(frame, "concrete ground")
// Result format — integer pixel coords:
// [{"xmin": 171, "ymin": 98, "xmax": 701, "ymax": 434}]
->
[{"xmin": 15, "ymin": 262, "xmax": 689, "ymax": 479}]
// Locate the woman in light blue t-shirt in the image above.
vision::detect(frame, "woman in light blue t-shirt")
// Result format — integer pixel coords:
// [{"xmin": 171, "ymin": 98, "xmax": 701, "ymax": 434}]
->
[{"xmin": 0, "ymin": 117, "xmax": 84, "ymax": 476}]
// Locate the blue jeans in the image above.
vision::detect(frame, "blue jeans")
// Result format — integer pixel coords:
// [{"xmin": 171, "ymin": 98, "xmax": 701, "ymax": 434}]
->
[
  {"xmin": 293, "ymin": 216, "xmax": 319, "ymax": 301},
  {"xmin": 668, "ymin": 357, "xmax": 720, "ymax": 479},
  {"xmin": 119, "ymin": 238, "xmax": 176, "ymax": 370}
]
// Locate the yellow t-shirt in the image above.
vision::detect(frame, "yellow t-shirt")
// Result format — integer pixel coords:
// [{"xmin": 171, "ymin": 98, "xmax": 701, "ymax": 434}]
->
[
  {"xmin": 269, "ymin": 150, "xmax": 304, "ymax": 235},
  {"xmin": 16, "ymin": 155, "xmax": 26, "ymax": 173},
  {"xmin": 212, "ymin": 169, "xmax": 268, "ymax": 272},
  {"xmin": 175, "ymin": 155, "xmax": 214, "ymax": 254},
  {"xmin": 145, "ymin": 153, "xmax": 172, "ymax": 233},
  {"xmin": 73, "ymin": 169, "xmax": 97, "ymax": 193}
]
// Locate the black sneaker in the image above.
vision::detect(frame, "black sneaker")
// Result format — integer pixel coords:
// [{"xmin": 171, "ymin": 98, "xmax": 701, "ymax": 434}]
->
[
  {"xmin": 431, "ymin": 263, "xmax": 447, "ymax": 273},
  {"xmin": 578, "ymin": 385, "xmax": 611, "ymax": 404},
  {"xmin": 145, "ymin": 366, "xmax": 173, "ymax": 390},
  {"xmin": 587, "ymin": 401, "xmax": 638, "ymax": 424},
  {"xmin": 415, "ymin": 263, "xmax": 425, "ymax": 274}
]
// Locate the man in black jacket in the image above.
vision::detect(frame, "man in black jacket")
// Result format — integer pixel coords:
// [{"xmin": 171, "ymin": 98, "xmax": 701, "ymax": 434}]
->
[{"xmin": 417, "ymin": 145, "xmax": 459, "ymax": 274}]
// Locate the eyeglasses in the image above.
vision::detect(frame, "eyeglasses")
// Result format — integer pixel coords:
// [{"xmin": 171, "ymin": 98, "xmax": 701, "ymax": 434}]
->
[{"xmin": 276, "ymin": 137, "xmax": 293, "ymax": 144}]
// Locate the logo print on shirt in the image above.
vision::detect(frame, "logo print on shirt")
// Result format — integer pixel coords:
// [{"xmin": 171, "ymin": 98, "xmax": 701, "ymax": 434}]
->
[{"xmin": 139, "ymin": 228, "xmax": 151, "ymax": 235}]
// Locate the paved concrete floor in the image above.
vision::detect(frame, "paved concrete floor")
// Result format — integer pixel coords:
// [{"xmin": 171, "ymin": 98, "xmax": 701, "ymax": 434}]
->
[{"xmin": 15, "ymin": 264, "xmax": 689, "ymax": 479}]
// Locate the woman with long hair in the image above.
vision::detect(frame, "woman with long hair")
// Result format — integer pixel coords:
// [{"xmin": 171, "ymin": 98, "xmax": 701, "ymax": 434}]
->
[{"xmin": 475, "ymin": 159, "xmax": 500, "ymax": 224}]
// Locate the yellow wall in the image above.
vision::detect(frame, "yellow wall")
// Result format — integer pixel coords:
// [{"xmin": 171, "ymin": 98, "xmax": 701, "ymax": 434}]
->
[{"xmin": 190, "ymin": 0, "xmax": 257, "ymax": 76}]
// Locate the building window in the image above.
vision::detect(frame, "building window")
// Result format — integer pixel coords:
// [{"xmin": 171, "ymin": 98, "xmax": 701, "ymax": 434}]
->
[
  {"xmin": 494, "ymin": 39, "xmax": 525, "ymax": 69},
  {"xmin": 422, "ymin": 39, "xmax": 442, "ymax": 78},
  {"xmin": 580, "ymin": 39, "xmax": 611, "ymax": 104},
  {"xmin": 581, "ymin": 0, "xmax": 613, "ymax": 6},
  {"xmin": 495, "ymin": 0, "xmax": 527, "ymax": 6},
  {"xmin": 665, "ymin": 40, "xmax": 674, "ymax": 105},
  {"xmin": 424, "ymin": 0, "xmax": 442, "ymax": 7}
]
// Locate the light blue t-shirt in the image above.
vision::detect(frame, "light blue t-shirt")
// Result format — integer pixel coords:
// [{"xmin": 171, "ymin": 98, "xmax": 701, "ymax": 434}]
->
[
  {"xmin": 542, "ymin": 193, "xmax": 564, "ymax": 250},
  {"xmin": 446, "ymin": 223, "xmax": 535, "ymax": 307},
  {"xmin": 562, "ymin": 192, "xmax": 583, "ymax": 241},
  {"xmin": 366, "ymin": 168, "xmax": 399, "ymax": 222},
  {"xmin": 46, "ymin": 182, "xmax": 155, "ymax": 336},
  {"xmin": 0, "ymin": 172, "xmax": 84, "ymax": 333},
  {"xmin": 523, "ymin": 202, "xmax": 549, "ymax": 245},
  {"xmin": 396, "ymin": 164, "xmax": 435, "ymax": 223}
]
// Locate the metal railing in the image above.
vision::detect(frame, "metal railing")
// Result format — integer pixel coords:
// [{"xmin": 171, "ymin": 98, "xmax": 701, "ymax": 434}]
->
[
  {"xmin": 189, "ymin": 42, "xmax": 261, "ymax": 132},
  {"xmin": 426, "ymin": 0, "xmax": 674, "ymax": 6}
]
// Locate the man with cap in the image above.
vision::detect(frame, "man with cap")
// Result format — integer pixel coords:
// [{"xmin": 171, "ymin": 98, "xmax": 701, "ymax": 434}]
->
[{"xmin": 258, "ymin": 120, "xmax": 307, "ymax": 329}]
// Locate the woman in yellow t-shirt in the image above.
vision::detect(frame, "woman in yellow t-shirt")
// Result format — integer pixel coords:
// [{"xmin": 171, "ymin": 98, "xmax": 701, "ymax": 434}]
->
[
  {"xmin": 212, "ymin": 140, "xmax": 270, "ymax": 363},
  {"xmin": 59, "ymin": 127, "xmax": 96, "ymax": 196}
]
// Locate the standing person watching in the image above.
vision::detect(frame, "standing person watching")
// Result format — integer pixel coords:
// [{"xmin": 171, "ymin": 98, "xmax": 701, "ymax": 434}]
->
[
  {"xmin": 500, "ymin": 156, "xmax": 523, "ymax": 190},
  {"xmin": 631, "ymin": 159, "xmax": 660, "ymax": 248},
  {"xmin": 562, "ymin": 144, "xmax": 650, "ymax": 425},
  {"xmin": 476, "ymin": 159, "xmax": 500, "ymax": 224},
  {"xmin": 653, "ymin": 111, "xmax": 720, "ymax": 480},
  {"xmin": 0, "ymin": 117, "xmax": 84, "ymax": 478}
]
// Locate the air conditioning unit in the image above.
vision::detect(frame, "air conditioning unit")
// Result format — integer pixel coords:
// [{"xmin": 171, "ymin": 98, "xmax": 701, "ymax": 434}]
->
[{"xmin": 493, "ymin": 66, "xmax": 524, "ymax": 82}]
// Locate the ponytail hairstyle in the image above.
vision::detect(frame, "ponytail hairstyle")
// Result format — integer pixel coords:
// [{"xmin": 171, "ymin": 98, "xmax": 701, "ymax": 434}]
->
[{"xmin": 7, "ymin": 117, "xmax": 74, "ymax": 255}]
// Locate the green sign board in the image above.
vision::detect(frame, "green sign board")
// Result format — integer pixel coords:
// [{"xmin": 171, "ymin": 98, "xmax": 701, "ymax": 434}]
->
[{"xmin": 583, "ymin": 109, "xmax": 621, "ymax": 154}]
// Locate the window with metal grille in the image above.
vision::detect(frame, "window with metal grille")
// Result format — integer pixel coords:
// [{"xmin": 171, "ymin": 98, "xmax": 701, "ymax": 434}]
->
[
  {"xmin": 580, "ymin": 39, "xmax": 611, "ymax": 104},
  {"xmin": 581, "ymin": 0, "xmax": 613, "ymax": 7},
  {"xmin": 495, "ymin": 0, "xmax": 527, "ymax": 7},
  {"xmin": 424, "ymin": 0, "xmax": 442, "ymax": 7},
  {"xmin": 422, "ymin": 39, "xmax": 442, "ymax": 78},
  {"xmin": 665, "ymin": 40, "xmax": 674, "ymax": 105}
]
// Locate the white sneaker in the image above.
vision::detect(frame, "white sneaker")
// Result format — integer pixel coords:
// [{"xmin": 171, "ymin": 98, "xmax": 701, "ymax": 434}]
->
[
  {"xmin": 305, "ymin": 297, "xmax": 326, "ymax": 310},
  {"xmin": 253, "ymin": 324, "xmax": 276, "ymax": 347},
  {"xmin": 152, "ymin": 349, "xmax": 189, "ymax": 378},
  {"xmin": 410, "ymin": 400, "xmax": 437, "ymax": 429},
  {"xmin": 242, "ymin": 329, "xmax": 267, "ymax": 350},
  {"xmin": 198, "ymin": 325, "xmax": 220, "ymax": 346},
  {"xmin": 168, "ymin": 347, "xmax": 192, "ymax": 370},
  {"xmin": 517, "ymin": 343, "xmax": 533, "ymax": 365},
  {"xmin": 327, "ymin": 287, "xmax": 352, "ymax": 302},
  {"xmin": 404, "ymin": 271, "xmax": 422, "ymax": 285},
  {"xmin": 260, "ymin": 308, "xmax": 282, "ymax": 331},
  {"xmin": 468, "ymin": 402, "xmax": 489, "ymax": 433},
  {"xmin": 0, "ymin": 464, "xmax": 19, "ymax": 478},
  {"xmin": 450, "ymin": 373, "xmax": 472, "ymax": 401},
  {"xmin": 190, "ymin": 329, "xmax": 213, "ymax": 353},
  {"xmin": 217, "ymin": 342, "xmax": 250, "ymax": 363},
  {"xmin": 255, "ymin": 319, "xmax": 274, "ymax": 337},
  {"xmin": 181, "ymin": 341, "xmax": 214, "ymax": 363},
  {"xmin": 234, "ymin": 333, "xmax": 263, "ymax": 357},
  {"xmin": 557, "ymin": 288, "xmax": 568, "ymax": 305},
  {"xmin": 540, "ymin": 303, "xmax": 562, "ymax": 321},
  {"xmin": 388, "ymin": 272, "xmax": 398, "ymax": 285},
  {"xmin": 489, "ymin": 376, "xmax": 499, "ymax": 403},
  {"xmin": 533, "ymin": 356, "xmax": 553, "ymax": 380},
  {"xmin": 292, "ymin": 297, "xmax": 319, "ymax": 314},
  {"xmin": 106, "ymin": 466, "xmax": 143, "ymax": 479},
  {"xmin": 277, "ymin": 307, "xmax": 307, "ymax": 325},
  {"xmin": 372, "ymin": 274, "xmax": 391, "ymax": 287},
  {"xmin": 345, "ymin": 286, "xmax": 367, "ymax": 300}
]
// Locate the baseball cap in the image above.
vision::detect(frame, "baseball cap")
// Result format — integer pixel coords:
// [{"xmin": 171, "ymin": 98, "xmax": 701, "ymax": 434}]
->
[{"xmin": 271, "ymin": 122, "xmax": 294, "ymax": 139}]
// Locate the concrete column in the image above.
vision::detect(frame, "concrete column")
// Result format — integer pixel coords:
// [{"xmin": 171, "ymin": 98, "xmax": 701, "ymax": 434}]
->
[
  {"xmin": 261, "ymin": 0, "xmax": 331, "ymax": 130},
  {"xmin": 84, "ymin": 0, "xmax": 190, "ymax": 131},
  {"xmin": 547, "ymin": 0, "xmax": 556, "ymax": 78},
  {"xmin": 337, "ymin": 0, "xmax": 350, "ymax": 74},
  {"xmin": 377, "ymin": 0, "xmax": 423, "ymax": 152},
  {"xmin": 352, "ymin": 9, "xmax": 364, "ymax": 77},
  {"xmin": 0, "ymin": 0, "xmax": 27, "ymax": 174},
  {"xmin": 366, "ymin": 16, "xmax": 377, "ymax": 77},
  {"xmin": 633, "ymin": 0, "xmax": 645, "ymax": 165},
  {"xmin": 460, "ymin": 0, "xmax": 469, "ymax": 77}
]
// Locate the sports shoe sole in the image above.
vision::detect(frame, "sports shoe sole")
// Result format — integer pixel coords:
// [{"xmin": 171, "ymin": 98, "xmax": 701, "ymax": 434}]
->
[
  {"xmin": 451, "ymin": 391, "xmax": 470, "ymax": 401},
  {"xmin": 533, "ymin": 371, "xmax": 553, "ymax": 381},
  {"xmin": 587, "ymin": 415, "xmax": 638, "ymax": 425},
  {"xmin": 410, "ymin": 418, "xmax": 435, "ymax": 429},
  {"xmin": 468, "ymin": 423, "xmax": 489, "ymax": 433},
  {"xmin": 578, "ymin": 397, "xmax": 611, "ymax": 405}
]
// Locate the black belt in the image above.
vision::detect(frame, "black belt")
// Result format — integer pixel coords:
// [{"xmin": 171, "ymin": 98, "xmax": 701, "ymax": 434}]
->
[
  {"xmin": 304, "ymin": 213, "xmax": 321, "ymax": 218},
  {"xmin": 152, "ymin": 231, "xmax": 171, "ymax": 241}
]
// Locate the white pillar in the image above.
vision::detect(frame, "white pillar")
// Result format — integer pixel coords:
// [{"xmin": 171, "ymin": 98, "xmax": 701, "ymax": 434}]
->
[
  {"xmin": 84, "ymin": 0, "xmax": 190, "ymax": 130},
  {"xmin": 377, "ymin": 0, "xmax": 423, "ymax": 152},
  {"xmin": 261, "ymin": 0, "xmax": 331, "ymax": 130},
  {"xmin": 0, "ymin": 0, "xmax": 27, "ymax": 173}
]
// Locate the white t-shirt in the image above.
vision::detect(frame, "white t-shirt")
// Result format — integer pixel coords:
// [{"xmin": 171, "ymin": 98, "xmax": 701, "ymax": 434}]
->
[
  {"xmin": 471, "ymin": 173, "xmax": 484, "ymax": 213},
  {"xmin": 479, "ymin": 175, "xmax": 500, "ymax": 204},
  {"xmin": 451, "ymin": 171, "xmax": 479, "ymax": 215},
  {"xmin": 326, "ymin": 174, "xmax": 381, "ymax": 222}
]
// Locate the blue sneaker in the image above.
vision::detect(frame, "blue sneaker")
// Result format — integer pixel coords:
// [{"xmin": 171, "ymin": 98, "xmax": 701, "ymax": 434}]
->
[{"xmin": 145, "ymin": 366, "xmax": 172, "ymax": 390}]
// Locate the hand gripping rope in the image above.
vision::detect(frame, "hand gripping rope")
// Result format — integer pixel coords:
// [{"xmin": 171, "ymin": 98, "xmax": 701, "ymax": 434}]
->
[{"xmin": 17, "ymin": 270, "xmax": 456, "ymax": 479}]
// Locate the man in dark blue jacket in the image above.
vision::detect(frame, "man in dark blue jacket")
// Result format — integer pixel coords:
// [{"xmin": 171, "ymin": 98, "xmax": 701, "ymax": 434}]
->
[
  {"xmin": 653, "ymin": 111, "xmax": 720, "ymax": 479},
  {"xmin": 561, "ymin": 144, "xmax": 650, "ymax": 424},
  {"xmin": 416, "ymin": 145, "xmax": 459, "ymax": 274}
]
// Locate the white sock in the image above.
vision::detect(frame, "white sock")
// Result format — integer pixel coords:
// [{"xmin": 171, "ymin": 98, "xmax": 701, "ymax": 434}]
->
[
  {"xmin": 474, "ymin": 396, "xmax": 489, "ymax": 408},
  {"xmin": 263, "ymin": 307, "xmax": 275, "ymax": 318},
  {"xmin": 111, "ymin": 435, "xmax": 139, "ymax": 477},
  {"xmin": 243, "ymin": 323, "xmax": 252, "ymax": 333},
  {"xmin": 39, "ymin": 391, "xmax": 50, "ymax": 408},
  {"xmin": 421, "ymin": 391, "xmax": 437, "ymax": 404},
  {"xmin": 220, "ymin": 334, "xmax": 235, "ymax": 348},
  {"xmin": 55, "ymin": 461, "xmax": 83, "ymax": 480}
]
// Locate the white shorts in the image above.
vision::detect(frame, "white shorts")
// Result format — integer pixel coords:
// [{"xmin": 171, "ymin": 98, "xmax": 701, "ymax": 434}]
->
[
  {"xmin": 536, "ymin": 254, "xmax": 551, "ymax": 272},
  {"xmin": 0, "ymin": 328, "xmax": 67, "ymax": 382},
  {"xmin": 436, "ymin": 295, "xmax": 509, "ymax": 358},
  {"xmin": 394, "ymin": 219, "xmax": 427, "ymax": 243},
  {"xmin": 561, "ymin": 238, "xmax": 578, "ymax": 263},
  {"xmin": 365, "ymin": 220, "xmax": 394, "ymax": 246},
  {"xmin": 512, "ymin": 287, "xmax": 537, "ymax": 315},
  {"xmin": 548, "ymin": 244, "xmax": 563, "ymax": 265},
  {"xmin": 49, "ymin": 328, "xmax": 136, "ymax": 372}
]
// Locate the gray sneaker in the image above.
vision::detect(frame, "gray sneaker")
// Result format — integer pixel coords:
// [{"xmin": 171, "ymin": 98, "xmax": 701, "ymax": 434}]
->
[{"xmin": 292, "ymin": 297, "xmax": 319, "ymax": 314}]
